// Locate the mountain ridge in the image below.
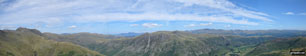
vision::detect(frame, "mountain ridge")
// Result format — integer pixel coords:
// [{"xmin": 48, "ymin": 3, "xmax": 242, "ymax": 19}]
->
[
  {"xmin": 2, "ymin": 27, "xmax": 306, "ymax": 56},
  {"xmin": 40, "ymin": 28, "xmax": 306, "ymax": 56},
  {"xmin": 0, "ymin": 27, "xmax": 104, "ymax": 56}
]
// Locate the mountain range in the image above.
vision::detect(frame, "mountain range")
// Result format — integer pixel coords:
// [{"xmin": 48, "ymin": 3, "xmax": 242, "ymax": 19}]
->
[
  {"xmin": 1, "ymin": 27, "xmax": 306, "ymax": 56},
  {"xmin": 0, "ymin": 28, "xmax": 103, "ymax": 56}
]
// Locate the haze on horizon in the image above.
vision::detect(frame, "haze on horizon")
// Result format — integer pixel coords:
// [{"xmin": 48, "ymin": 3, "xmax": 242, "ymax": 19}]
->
[{"xmin": 0, "ymin": 0, "xmax": 305, "ymax": 34}]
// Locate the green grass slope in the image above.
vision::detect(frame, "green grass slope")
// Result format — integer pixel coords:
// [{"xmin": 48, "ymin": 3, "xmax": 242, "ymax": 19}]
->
[
  {"xmin": 246, "ymin": 37, "xmax": 306, "ymax": 56},
  {"xmin": 0, "ymin": 28, "xmax": 104, "ymax": 56},
  {"xmin": 87, "ymin": 31, "xmax": 272, "ymax": 56}
]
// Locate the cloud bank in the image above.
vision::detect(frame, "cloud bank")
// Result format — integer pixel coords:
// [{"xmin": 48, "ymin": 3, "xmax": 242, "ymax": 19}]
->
[{"xmin": 0, "ymin": 0, "xmax": 271, "ymax": 25}]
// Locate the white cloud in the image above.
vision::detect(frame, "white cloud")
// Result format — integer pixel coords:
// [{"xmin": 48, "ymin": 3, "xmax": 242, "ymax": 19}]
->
[
  {"xmin": 184, "ymin": 24, "xmax": 197, "ymax": 27},
  {"xmin": 224, "ymin": 25, "xmax": 231, "ymax": 28},
  {"xmin": 142, "ymin": 23, "xmax": 162, "ymax": 28},
  {"xmin": 173, "ymin": 0, "xmax": 271, "ymax": 21},
  {"xmin": 74, "ymin": 13, "xmax": 259, "ymax": 25},
  {"xmin": 68, "ymin": 25, "xmax": 77, "ymax": 29},
  {"xmin": 184, "ymin": 23, "xmax": 213, "ymax": 27},
  {"xmin": 199, "ymin": 22, "xmax": 213, "ymax": 26},
  {"xmin": 284, "ymin": 12, "xmax": 294, "ymax": 15},
  {"xmin": 240, "ymin": 25, "xmax": 247, "ymax": 27},
  {"xmin": 0, "ymin": 0, "xmax": 270, "ymax": 25},
  {"xmin": 45, "ymin": 25, "xmax": 51, "ymax": 27},
  {"xmin": 129, "ymin": 24, "xmax": 139, "ymax": 27},
  {"xmin": 283, "ymin": 12, "xmax": 306, "ymax": 16},
  {"xmin": 299, "ymin": 13, "xmax": 306, "ymax": 15}
]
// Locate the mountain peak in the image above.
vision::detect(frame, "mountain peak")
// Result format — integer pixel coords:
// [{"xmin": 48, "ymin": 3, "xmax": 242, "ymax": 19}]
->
[
  {"xmin": 16, "ymin": 27, "xmax": 42, "ymax": 36},
  {"xmin": 134, "ymin": 31, "xmax": 193, "ymax": 42}
]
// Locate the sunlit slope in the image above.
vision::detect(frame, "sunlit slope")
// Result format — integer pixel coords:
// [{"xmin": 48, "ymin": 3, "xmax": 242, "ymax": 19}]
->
[
  {"xmin": 89, "ymin": 31, "xmax": 272, "ymax": 56},
  {"xmin": 42, "ymin": 32, "xmax": 126, "ymax": 50},
  {"xmin": 247, "ymin": 37, "xmax": 306, "ymax": 56},
  {"xmin": 41, "ymin": 29, "xmax": 306, "ymax": 56},
  {"xmin": 0, "ymin": 28, "xmax": 103, "ymax": 56}
]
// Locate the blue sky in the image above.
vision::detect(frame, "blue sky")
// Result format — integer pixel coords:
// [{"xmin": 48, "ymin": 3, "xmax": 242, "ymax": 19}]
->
[{"xmin": 0, "ymin": 0, "xmax": 305, "ymax": 34}]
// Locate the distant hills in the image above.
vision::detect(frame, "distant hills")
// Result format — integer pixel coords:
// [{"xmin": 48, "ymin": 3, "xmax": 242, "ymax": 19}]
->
[
  {"xmin": 115, "ymin": 29, "xmax": 306, "ymax": 38},
  {"xmin": 189, "ymin": 29, "xmax": 306, "ymax": 38},
  {"xmin": 114, "ymin": 32, "xmax": 144, "ymax": 38},
  {"xmin": 1, "ymin": 27, "xmax": 306, "ymax": 56}
]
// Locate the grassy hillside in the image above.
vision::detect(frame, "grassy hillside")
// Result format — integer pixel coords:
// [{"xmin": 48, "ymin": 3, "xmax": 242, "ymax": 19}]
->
[
  {"xmin": 42, "ymin": 32, "xmax": 126, "ymax": 50},
  {"xmin": 81, "ymin": 31, "xmax": 273, "ymax": 56},
  {"xmin": 40, "ymin": 28, "xmax": 306, "ymax": 56},
  {"xmin": 246, "ymin": 37, "xmax": 306, "ymax": 56},
  {"xmin": 0, "ymin": 28, "xmax": 104, "ymax": 56}
]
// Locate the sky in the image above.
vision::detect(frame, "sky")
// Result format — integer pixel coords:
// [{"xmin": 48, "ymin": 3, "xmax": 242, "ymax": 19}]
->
[{"xmin": 0, "ymin": 0, "xmax": 305, "ymax": 34}]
